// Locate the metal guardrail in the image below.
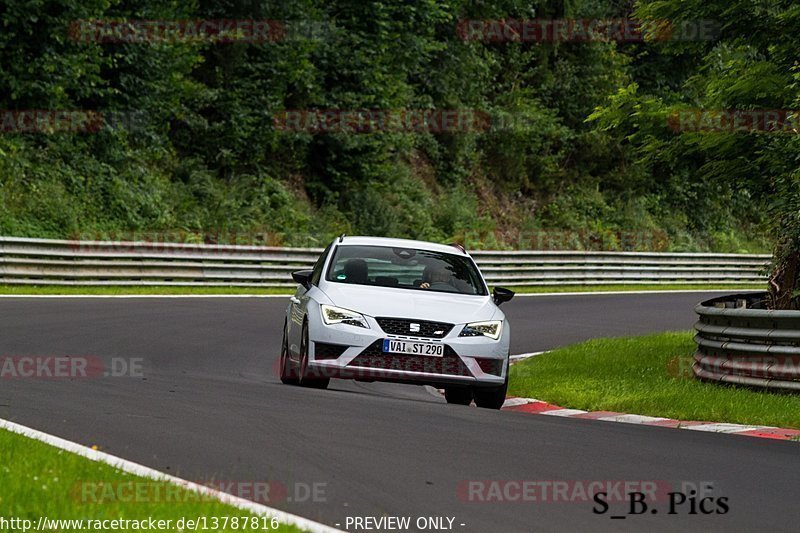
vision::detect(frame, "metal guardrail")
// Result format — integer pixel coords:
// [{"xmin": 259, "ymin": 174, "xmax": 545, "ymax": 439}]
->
[
  {"xmin": 0, "ymin": 236, "xmax": 771, "ymax": 288},
  {"xmin": 693, "ymin": 293, "xmax": 800, "ymax": 391}
]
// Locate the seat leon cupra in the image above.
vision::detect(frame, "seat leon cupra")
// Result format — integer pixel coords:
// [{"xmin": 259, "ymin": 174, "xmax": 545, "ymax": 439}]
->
[{"xmin": 280, "ymin": 236, "xmax": 514, "ymax": 408}]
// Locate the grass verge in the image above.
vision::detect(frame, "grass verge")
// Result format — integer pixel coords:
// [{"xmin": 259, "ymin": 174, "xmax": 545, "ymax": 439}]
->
[
  {"xmin": 508, "ymin": 331, "xmax": 800, "ymax": 429},
  {"xmin": 0, "ymin": 284, "xmax": 763, "ymax": 296},
  {"xmin": 0, "ymin": 285, "xmax": 292, "ymax": 295},
  {"xmin": 0, "ymin": 429, "xmax": 305, "ymax": 532}
]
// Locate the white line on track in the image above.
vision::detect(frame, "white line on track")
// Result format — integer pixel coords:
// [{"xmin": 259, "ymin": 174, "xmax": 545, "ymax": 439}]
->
[
  {"xmin": 500, "ymin": 397, "xmax": 532, "ymax": 408},
  {"xmin": 509, "ymin": 351, "xmax": 546, "ymax": 361},
  {"xmin": 0, "ymin": 417, "xmax": 343, "ymax": 533},
  {"xmin": 540, "ymin": 409, "xmax": 588, "ymax": 417},
  {"xmin": 685, "ymin": 423, "xmax": 764, "ymax": 434},
  {"xmin": 596, "ymin": 414, "xmax": 669, "ymax": 424}
]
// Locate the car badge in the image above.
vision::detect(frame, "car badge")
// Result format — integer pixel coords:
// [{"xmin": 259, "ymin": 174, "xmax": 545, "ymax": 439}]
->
[{"xmin": 409, "ymin": 323, "xmax": 420, "ymax": 333}]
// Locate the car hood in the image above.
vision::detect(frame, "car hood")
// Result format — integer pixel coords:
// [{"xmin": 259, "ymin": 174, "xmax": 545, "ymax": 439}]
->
[{"xmin": 319, "ymin": 283, "xmax": 499, "ymax": 324}]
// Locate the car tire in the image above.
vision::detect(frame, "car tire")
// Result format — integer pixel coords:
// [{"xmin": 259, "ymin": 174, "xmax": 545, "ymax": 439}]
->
[
  {"xmin": 444, "ymin": 387, "xmax": 473, "ymax": 405},
  {"xmin": 298, "ymin": 321, "xmax": 330, "ymax": 389},
  {"xmin": 279, "ymin": 321, "xmax": 298, "ymax": 385},
  {"xmin": 473, "ymin": 376, "xmax": 508, "ymax": 409}
]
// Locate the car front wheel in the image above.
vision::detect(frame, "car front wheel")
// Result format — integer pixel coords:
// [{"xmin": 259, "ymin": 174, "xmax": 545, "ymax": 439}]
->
[
  {"xmin": 298, "ymin": 321, "xmax": 330, "ymax": 389},
  {"xmin": 473, "ymin": 376, "xmax": 508, "ymax": 409},
  {"xmin": 279, "ymin": 321, "xmax": 298, "ymax": 385},
  {"xmin": 444, "ymin": 387, "xmax": 472, "ymax": 405}
]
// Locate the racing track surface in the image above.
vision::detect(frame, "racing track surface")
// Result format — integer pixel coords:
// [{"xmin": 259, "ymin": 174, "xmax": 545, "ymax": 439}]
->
[{"xmin": 1, "ymin": 292, "xmax": 798, "ymax": 532}]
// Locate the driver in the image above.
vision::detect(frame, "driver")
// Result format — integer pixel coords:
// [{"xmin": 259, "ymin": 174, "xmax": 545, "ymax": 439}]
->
[{"xmin": 420, "ymin": 265, "xmax": 453, "ymax": 289}]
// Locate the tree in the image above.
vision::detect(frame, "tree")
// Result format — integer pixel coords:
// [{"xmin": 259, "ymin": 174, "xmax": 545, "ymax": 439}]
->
[{"xmin": 592, "ymin": 0, "xmax": 800, "ymax": 308}]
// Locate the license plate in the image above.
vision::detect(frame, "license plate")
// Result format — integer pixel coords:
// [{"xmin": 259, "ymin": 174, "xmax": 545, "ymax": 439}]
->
[{"xmin": 382, "ymin": 339, "xmax": 444, "ymax": 357}]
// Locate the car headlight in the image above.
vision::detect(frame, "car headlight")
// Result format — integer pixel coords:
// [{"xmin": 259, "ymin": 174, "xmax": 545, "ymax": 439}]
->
[
  {"xmin": 320, "ymin": 304, "xmax": 370, "ymax": 329},
  {"xmin": 459, "ymin": 320, "xmax": 502, "ymax": 340}
]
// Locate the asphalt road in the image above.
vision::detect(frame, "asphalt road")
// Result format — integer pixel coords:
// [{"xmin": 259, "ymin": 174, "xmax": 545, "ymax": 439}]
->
[{"xmin": 1, "ymin": 292, "xmax": 798, "ymax": 532}]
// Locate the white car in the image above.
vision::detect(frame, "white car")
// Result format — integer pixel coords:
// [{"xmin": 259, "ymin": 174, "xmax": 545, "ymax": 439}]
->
[{"xmin": 279, "ymin": 236, "xmax": 514, "ymax": 408}]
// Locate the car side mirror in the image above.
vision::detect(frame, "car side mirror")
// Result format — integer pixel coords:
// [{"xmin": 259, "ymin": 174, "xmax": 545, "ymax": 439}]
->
[
  {"xmin": 292, "ymin": 270, "xmax": 313, "ymax": 289},
  {"xmin": 493, "ymin": 286, "xmax": 515, "ymax": 306}
]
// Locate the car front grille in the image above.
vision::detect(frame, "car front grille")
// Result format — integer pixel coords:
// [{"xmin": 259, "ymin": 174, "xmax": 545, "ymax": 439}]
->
[
  {"xmin": 348, "ymin": 340, "xmax": 471, "ymax": 376},
  {"xmin": 375, "ymin": 317, "xmax": 454, "ymax": 339}
]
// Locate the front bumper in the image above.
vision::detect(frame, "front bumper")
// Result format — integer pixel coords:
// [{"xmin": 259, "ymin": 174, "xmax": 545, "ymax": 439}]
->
[{"xmin": 307, "ymin": 313, "xmax": 510, "ymax": 388}]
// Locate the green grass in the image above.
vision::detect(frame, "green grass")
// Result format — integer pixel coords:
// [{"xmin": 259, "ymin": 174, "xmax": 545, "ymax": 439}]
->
[
  {"xmin": 0, "ymin": 429, "xmax": 305, "ymax": 532},
  {"xmin": 0, "ymin": 284, "xmax": 764, "ymax": 296},
  {"xmin": 0, "ymin": 285, "xmax": 292, "ymax": 295},
  {"xmin": 509, "ymin": 331, "xmax": 800, "ymax": 429},
  {"xmin": 508, "ymin": 284, "xmax": 764, "ymax": 294}
]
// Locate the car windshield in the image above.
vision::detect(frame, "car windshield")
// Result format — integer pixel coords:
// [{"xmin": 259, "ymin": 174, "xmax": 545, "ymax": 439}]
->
[{"xmin": 325, "ymin": 245, "xmax": 487, "ymax": 296}]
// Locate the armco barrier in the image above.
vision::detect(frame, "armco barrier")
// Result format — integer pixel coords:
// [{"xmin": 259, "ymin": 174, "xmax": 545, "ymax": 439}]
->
[
  {"xmin": 693, "ymin": 292, "xmax": 800, "ymax": 391},
  {"xmin": 0, "ymin": 236, "xmax": 770, "ymax": 288}
]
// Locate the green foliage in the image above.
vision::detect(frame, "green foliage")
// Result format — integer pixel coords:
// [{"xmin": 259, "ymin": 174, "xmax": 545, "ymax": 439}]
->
[
  {"xmin": 588, "ymin": 0, "xmax": 796, "ymax": 297},
  {"xmin": 0, "ymin": 0, "xmax": 783, "ymax": 253}
]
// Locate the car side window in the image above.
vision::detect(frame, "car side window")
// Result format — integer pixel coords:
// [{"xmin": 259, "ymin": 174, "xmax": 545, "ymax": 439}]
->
[{"xmin": 310, "ymin": 244, "xmax": 332, "ymax": 286}]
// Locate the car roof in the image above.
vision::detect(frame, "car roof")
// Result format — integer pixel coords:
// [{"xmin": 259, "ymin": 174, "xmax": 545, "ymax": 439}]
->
[{"xmin": 335, "ymin": 236, "xmax": 468, "ymax": 256}]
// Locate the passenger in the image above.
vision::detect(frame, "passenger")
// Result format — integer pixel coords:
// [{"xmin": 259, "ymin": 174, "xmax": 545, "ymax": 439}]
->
[{"xmin": 343, "ymin": 259, "xmax": 368, "ymax": 284}]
